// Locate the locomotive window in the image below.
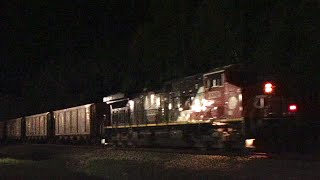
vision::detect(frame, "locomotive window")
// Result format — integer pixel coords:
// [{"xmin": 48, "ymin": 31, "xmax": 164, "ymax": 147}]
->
[
  {"xmin": 214, "ymin": 73, "xmax": 223, "ymax": 87},
  {"xmin": 216, "ymin": 78, "xmax": 221, "ymax": 86},
  {"xmin": 207, "ymin": 80, "xmax": 211, "ymax": 88},
  {"xmin": 212, "ymin": 80, "xmax": 216, "ymax": 87},
  {"xmin": 206, "ymin": 72, "xmax": 223, "ymax": 88}
]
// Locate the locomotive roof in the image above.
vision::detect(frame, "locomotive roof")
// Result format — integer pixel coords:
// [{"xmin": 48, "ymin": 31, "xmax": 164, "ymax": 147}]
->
[{"xmin": 206, "ymin": 64, "xmax": 236, "ymax": 73}]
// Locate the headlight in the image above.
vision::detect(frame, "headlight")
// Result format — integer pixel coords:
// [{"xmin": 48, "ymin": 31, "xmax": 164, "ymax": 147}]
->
[{"xmin": 245, "ymin": 139, "xmax": 255, "ymax": 148}]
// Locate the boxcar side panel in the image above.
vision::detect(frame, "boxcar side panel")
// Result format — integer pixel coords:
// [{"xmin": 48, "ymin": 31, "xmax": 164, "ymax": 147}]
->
[
  {"xmin": 65, "ymin": 111, "xmax": 71, "ymax": 135},
  {"xmin": 54, "ymin": 104, "xmax": 92, "ymax": 136},
  {"xmin": 85, "ymin": 106, "xmax": 91, "ymax": 134},
  {"xmin": 26, "ymin": 120, "xmax": 31, "ymax": 136},
  {"xmin": 44, "ymin": 115, "xmax": 47, "ymax": 135},
  {"xmin": 25, "ymin": 113, "xmax": 49, "ymax": 137},
  {"xmin": 71, "ymin": 110, "xmax": 77, "ymax": 134},
  {"xmin": 35, "ymin": 117, "xmax": 39, "ymax": 136},
  {"xmin": 55, "ymin": 111, "xmax": 64, "ymax": 135},
  {"xmin": 6, "ymin": 118, "xmax": 22, "ymax": 139},
  {"xmin": 40, "ymin": 116, "xmax": 45, "ymax": 136},
  {"xmin": 31, "ymin": 119, "xmax": 35, "ymax": 136},
  {"xmin": 78, "ymin": 108, "xmax": 86, "ymax": 134}
]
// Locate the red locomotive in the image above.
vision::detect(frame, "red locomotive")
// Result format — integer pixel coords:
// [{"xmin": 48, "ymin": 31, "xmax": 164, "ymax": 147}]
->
[{"xmin": 102, "ymin": 64, "xmax": 300, "ymax": 150}]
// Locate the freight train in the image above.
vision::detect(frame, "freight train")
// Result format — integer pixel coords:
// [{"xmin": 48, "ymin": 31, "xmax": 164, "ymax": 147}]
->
[{"xmin": 0, "ymin": 64, "xmax": 302, "ymax": 151}]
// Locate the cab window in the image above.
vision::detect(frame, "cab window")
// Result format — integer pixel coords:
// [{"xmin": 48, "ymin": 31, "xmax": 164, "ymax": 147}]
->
[{"xmin": 205, "ymin": 72, "xmax": 224, "ymax": 88}]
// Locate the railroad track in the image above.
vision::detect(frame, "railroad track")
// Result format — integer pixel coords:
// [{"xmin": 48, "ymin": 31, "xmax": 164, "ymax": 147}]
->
[
  {"xmin": 10, "ymin": 143, "xmax": 256, "ymax": 156},
  {"xmin": 7, "ymin": 143, "xmax": 318, "ymax": 161}
]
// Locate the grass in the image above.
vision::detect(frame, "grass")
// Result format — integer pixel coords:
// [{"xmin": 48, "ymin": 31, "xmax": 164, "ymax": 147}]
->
[{"xmin": 0, "ymin": 158, "xmax": 30, "ymax": 165}]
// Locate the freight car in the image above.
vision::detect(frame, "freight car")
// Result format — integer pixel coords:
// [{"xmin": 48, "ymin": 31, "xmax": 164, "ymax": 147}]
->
[
  {"xmin": 25, "ymin": 112, "xmax": 52, "ymax": 143},
  {"xmin": 102, "ymin": 64, "xmax": 300, "ymax": 150},
  {"xmin": 0, "ymin": 102, "xmax": 108, "ymax": 145},
  {"xmin": 53, "ymin": 103, "xmax": 107, "ymax": 144},
  {"xmin": 6, "ymin": 118, "xmax": 25, "ymax": 142}
]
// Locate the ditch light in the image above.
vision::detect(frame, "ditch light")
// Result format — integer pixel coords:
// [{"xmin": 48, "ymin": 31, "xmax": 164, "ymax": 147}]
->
[
  {"xmin": 101, "ymin": 139, "xmax": 108, "ymax": 145},
  {"xmin": 245, "ymin": 139, "xmax": 255, "ymax": 148}
]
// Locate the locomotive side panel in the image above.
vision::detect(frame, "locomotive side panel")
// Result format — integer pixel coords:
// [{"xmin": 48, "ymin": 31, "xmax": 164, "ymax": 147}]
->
[
  {"xmin": 167, "ymin": 74, "xmax": 203, "ymax": 122},
  {"xmin": 202, "ymin": 71, "xmax": 227, "ymax": 120},
  {"xmin": 130, "ymin": 96, "xmax": 144, "ymax": 125},
  {"xmin": 199, "ymin": 70, "xmax": 244, "ymax": 121},
  {"xmin": 143, "ymin": 93, "xmax": 163, "ymax": 124},
  {"xmin": 224, "ymin": 81, "xmax": 242, "ymax": 120}
]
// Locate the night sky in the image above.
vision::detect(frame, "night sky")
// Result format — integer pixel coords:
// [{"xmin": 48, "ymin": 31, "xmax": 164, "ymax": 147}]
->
[
  {"xmin": 1, "ymin": 1, "xmax": 319, "ymax": 119},
  {"xmin": 1, "ymin": 1, "xmax": 146, "ymax": 118}
]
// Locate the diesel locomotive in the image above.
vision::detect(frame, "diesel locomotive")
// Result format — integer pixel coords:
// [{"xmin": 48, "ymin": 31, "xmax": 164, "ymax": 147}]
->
[{"xmin": 102, "ymin": 64, "xmax": 300, "ymax": 150}]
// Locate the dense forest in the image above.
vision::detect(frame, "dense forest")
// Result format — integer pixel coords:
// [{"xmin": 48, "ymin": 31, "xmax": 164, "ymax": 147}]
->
[{"xmin": 1, "ymin": 0, "xmax": 319, "ymax": 119}]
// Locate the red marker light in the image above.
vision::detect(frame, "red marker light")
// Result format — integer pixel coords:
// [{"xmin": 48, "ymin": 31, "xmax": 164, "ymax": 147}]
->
[
  {"xmin": 264, "ymin": 83, "xmax": 273, "ymax": 93},
  {"xmin": 289, "ymin": 104, "xmax": 297, "ymax": 112}
]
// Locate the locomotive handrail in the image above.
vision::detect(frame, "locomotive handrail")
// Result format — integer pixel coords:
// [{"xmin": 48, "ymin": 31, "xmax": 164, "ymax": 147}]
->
[{"xmin": 104, "ymin": 120, "xmax": 213, "ymax": 129}]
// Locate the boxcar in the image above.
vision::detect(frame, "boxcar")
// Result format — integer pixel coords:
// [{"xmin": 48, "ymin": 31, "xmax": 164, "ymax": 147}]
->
[
  {"xmin": 6, "ymin": 118, "xmax": 24, "ymax": 141},
  {"xmin": 53, "ymin": 103, "xmax": 106, "ymax": 143},
  {"xmin": 25, "ymin": 112, "xmax": 52, "ymax": 142}
]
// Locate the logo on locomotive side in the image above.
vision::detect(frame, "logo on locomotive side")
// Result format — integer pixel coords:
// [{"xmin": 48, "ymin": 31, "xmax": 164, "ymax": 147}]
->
[
  {"xmin": 207, "ymin": 91, "xmax": 222, "ymax": 99},
  {"xmin": 228, "ymin": 96, "xmax": 238, "ymax": 110}
]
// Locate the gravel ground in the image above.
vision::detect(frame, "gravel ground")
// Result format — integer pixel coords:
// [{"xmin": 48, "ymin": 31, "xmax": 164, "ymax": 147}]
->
[{"xmin": 1, "ymin": 144, "xmax": 320, "ymax": 179}]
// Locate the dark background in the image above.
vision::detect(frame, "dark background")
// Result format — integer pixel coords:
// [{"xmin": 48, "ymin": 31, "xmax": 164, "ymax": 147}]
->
[{"xmin": 1, "ymin": 0, "xmax": 319, "ymax": 119}]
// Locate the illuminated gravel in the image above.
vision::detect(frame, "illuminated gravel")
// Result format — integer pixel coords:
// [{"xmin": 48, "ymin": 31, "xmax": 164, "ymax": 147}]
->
[
  {"xmin": 68, "ymin": 148, "xmax": 320, "ymax": 179},
  {"xmin": 1, "ymin": 145, "xmax": 320, "ymax": 179}
]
